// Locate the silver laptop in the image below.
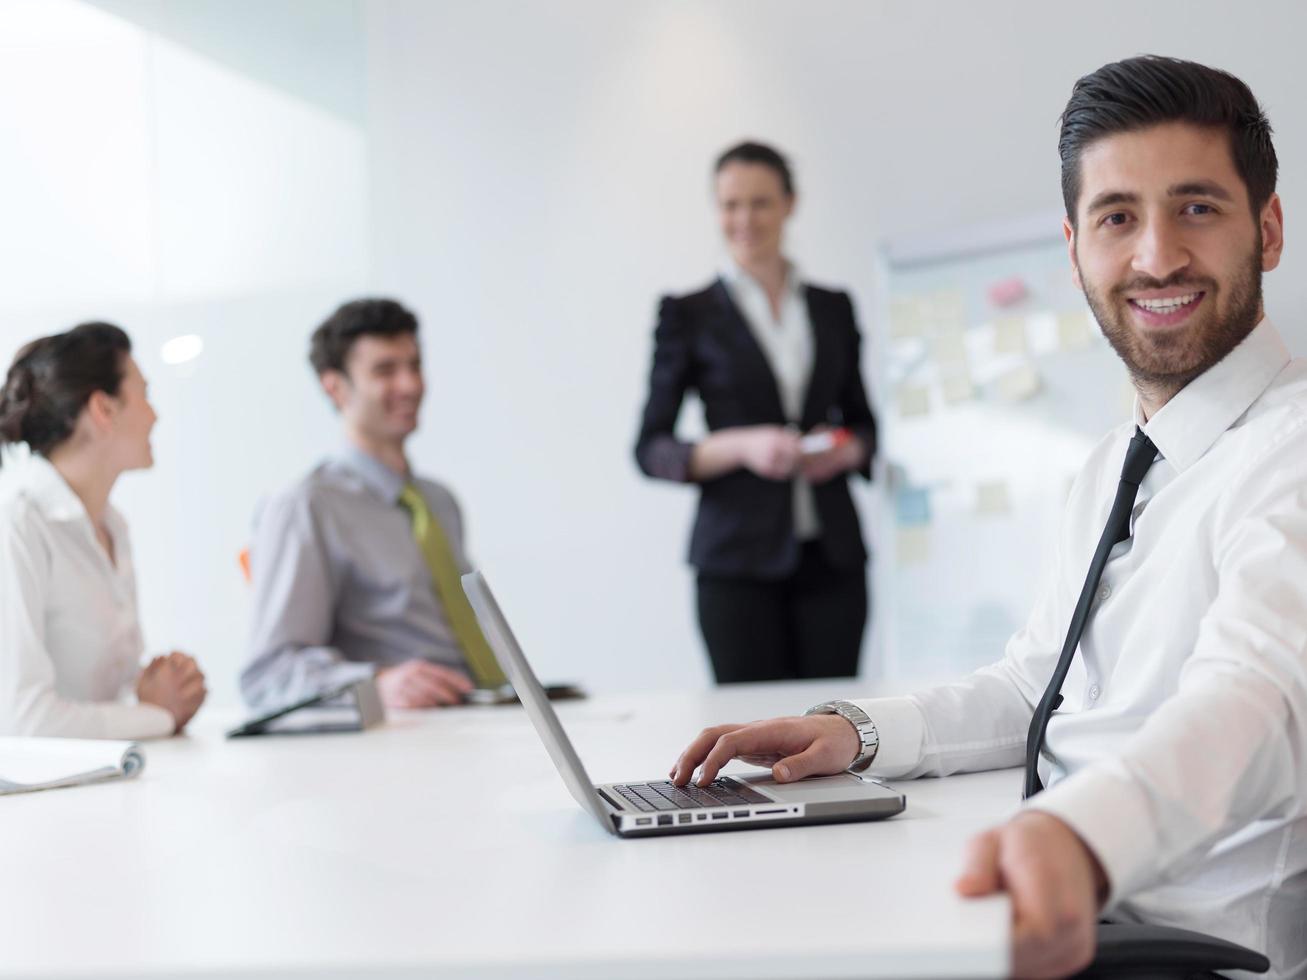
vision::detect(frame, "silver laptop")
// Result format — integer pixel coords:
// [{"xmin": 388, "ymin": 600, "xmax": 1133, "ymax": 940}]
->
[{"xmin": 462, "ymin": 570, "xmax": 905, "ymax": 837}]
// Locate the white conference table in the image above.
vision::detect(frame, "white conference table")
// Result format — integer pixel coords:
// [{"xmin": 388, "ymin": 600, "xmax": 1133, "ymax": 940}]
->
[{"xmin": 1, "ymin": 681, "xmax": 1018, "ymax": 979}]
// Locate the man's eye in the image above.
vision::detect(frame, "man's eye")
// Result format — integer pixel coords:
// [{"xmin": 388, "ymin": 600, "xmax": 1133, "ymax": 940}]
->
[
  {"xmin": 1102, "ymin": 212, "xmax": 1129, "ymax": 227},
  {"xmin": 1185, "ymin": 203, "xmax": 1215, "ymax": 216}
]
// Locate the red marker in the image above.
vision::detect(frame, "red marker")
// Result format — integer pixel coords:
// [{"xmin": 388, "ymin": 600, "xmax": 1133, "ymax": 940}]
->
[{"xmin": 799, "ymin": 428, "xmax": 852, "ymax": 455}]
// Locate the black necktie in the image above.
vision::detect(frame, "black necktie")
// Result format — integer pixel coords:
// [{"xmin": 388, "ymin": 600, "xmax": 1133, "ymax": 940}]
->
[{"xmin": 1023, "ymin": 427, "xmax": 1158, "ymax": 799}]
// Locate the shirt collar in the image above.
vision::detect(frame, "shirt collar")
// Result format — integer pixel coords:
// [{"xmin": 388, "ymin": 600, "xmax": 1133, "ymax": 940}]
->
[
  {"xmin": 17, "ymin": 454, "xmax": 93, "ymax": 523},
  {"xmin": 335, "ymin": 444, "xmax": 409, "ymax": 504},
  {"xmin": 1138, "ymin": 317, "xmax": 1290, "ymax": 472},
  {"xmin": 720, "ymin": 257, "xmax": 804, "ymax": 298}
]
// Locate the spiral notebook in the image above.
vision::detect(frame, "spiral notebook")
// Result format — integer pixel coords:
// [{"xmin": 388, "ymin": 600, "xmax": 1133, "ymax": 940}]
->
[{"xmin": 0, "ymin": 738, "xmax": 145, "ymax": 795}]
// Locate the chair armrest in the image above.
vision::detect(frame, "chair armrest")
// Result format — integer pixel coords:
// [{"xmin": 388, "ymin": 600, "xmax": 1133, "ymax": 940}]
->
[{"xmin": 1080, "ymin": 922, "xmax": 1269, "ymax": 977}]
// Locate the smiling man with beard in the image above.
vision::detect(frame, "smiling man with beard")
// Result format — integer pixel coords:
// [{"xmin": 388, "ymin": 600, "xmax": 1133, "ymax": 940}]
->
[
  {"xmin": 241, "ymin": 298, "xmax": 505, "ymax": 713},
  {"xmin": 668, "ymin": 57, "xmax": 1307, "ymax": 978}
]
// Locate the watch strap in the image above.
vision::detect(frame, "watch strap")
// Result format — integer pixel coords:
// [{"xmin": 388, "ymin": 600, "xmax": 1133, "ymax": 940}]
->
[{"xmin": 805, "ymin": 700, "xmax": 880, "ymax": 772}]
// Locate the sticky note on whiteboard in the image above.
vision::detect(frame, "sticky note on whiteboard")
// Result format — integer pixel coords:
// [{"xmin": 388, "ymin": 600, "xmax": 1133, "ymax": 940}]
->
[
  {"xmin": 896, "ymin": 384, "xmax": 931, "ymax": 418},
  {"xmin": 897, "ymin": 526, "xmax": 930, "ymax": 566},
  {"xmin": 932, "ymin": 328, "xmax": 968, "ymax": 365},
  {"xmin": 941, "ymin": 371, "xmax": 976, "ymax": 405},
  {"xmin": 993, "ymin": 317, "xmax": 1028, "ymax": 355},
  {"xmin": 1057, "ymin": 311, "xmax": 1094, "ymax": 350},
  {"xmin": 987, "ymin": 276, "xmax": 1028, "ymax": 308},
  {"xmin": 895, "ymin": 486, "xmax": 932, "ymax": 526},
  {"xmin": 996, "ymin": 363, "xmax": 1042, "ymax": 402},
  {"xmin": 890, "ymin": 298, "xmax": 925, "ymax": 339},
  {"xmin": 927, "ymin": 289, "xmax": 966, "ymax": 330},
  {"xmin": 975, "ymin": 480, "xmax": 1012, "ymax": 516}
]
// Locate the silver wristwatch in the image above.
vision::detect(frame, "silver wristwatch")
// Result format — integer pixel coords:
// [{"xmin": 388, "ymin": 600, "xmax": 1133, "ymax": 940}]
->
[{"xmin": 805, "ymin": 700, "xmax": 879, "ymax": 773}]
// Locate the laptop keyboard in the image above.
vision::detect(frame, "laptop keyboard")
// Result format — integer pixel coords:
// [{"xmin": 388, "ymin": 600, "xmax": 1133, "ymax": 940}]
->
[{"xmin": 612, "ymin": 779, "xmax": 771, "ymax": 812}]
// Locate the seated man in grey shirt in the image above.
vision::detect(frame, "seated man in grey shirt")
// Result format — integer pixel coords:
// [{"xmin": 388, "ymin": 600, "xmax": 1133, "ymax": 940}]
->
[{"xmin": 241, "ymin": 298, "xmax": 499, "ymax": 711}]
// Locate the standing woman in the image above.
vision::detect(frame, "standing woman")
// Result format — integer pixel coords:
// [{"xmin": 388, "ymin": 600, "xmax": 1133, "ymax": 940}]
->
[
  {"xmin": 635, "ymin": 141, "xmax": 877, "ymax": 683},
  {"xmin": 0, "ymin": 323, "xmax": 206, "ymax": 737}
]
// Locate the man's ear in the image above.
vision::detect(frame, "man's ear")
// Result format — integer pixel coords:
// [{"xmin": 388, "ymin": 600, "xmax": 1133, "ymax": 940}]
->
[
  {"xmin": 1064, "ymin": 216, "xmax": 1083, "ymax": 291},
  {"xmin": 1260, "ymin": 193, "xmax": 1284, "ymax": 273},
  {"xmin": 320, "ymin": 369, "xmax": 351, "ymax": 413}
]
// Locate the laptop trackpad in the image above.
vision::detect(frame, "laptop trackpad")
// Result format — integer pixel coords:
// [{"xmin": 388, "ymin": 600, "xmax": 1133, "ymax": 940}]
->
[{"xmin": 734, "ymin": 772, "xmax": 893, "ymax": 802}]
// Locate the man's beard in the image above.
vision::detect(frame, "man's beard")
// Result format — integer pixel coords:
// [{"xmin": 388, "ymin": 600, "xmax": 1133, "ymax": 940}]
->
[{"xmin": 1079, "ymin": 243, "xmax": 1263, "ymax": 400}]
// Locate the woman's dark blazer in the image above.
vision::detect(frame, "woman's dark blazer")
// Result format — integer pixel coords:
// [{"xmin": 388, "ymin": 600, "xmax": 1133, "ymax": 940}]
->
[{"xmin": 634, "ymin": 277, "xmax": 877, "ymax": 580}]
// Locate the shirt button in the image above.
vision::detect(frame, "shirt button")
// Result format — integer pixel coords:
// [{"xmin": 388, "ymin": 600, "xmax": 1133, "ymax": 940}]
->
[
  {"xmin": 1088, "ymin": 684, "xmax": 1101, "ymax": 701},
  {"xmin": 1097, "ymin": 583, "xmax": 1112, "ymax": 602}
]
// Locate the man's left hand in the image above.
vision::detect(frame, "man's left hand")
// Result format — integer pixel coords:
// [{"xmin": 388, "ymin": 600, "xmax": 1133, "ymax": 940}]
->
[{"xmin": 955, "ymin": 811, "xmax": 1108, "ymax": 979}]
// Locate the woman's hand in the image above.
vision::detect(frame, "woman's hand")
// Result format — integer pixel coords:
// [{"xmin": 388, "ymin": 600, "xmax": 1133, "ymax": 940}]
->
[
  {"xmin": 689, "ymin": 425, "xmax": 801, "ymax": 481},
  {"xmin": 800, "ymin": 428, "xmax": 866, "ymax": 485},
  {"xmin": 734, "ymin": 425, "xmax": 802, "ymax": 480},
  {"xmin": 136, "ymin": 652, "xmax": 207, "ymax": 733}
]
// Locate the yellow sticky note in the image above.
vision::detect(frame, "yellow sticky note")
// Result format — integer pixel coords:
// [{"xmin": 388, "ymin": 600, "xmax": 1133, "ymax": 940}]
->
[
  {"xmin": 890, "ymin": 298, "xmax": 924, "ymax": 339},
  {"xmin": 996, "ymin": 363, "xmax": 1042, "ymax": 402},
  {"xmin": 932, "ymin": 328, "xmax": 968, "ymax": 366},
  {"xmin": 941, "ymin": 371, "xmax": 975, "ymax": 405},
  {"xmin": 975, "ymin": 480, "xmax": 1012, "ymax": 516},
  {"xmin": 897, "ymin": 384, "xmax": 931, "ymax": 418},
  {"xmin": 897, "ymin": 526, "xmax": 930, "ymax": 566},
  {"xmin": 929, "ymin": 289, "xmax": 966, "ymax": 330},
  {"xmin": 994, "ymin": 317, "xmax": 1028, "ymax": 355},
  {"xmin": 1057, "ymin": 311, "xmax": 1094, "ymax": 350}
]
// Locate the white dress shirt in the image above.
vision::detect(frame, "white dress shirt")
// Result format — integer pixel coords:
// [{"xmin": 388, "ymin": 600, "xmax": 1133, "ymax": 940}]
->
[
  {"xmin": 852, "ymin": 319, "xmax": 1307, "ymax": 979},
  {"xmin": 0, "ymin": 456, "xmax": 174, "ymax": 739},
  {"xmin": 720, "ymin": 259, "xmax": 820, "ymax": 540}
]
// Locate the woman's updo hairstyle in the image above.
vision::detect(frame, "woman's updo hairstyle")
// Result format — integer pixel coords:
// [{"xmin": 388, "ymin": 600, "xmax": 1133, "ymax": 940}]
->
[
  {"xmin": 0, "ymin": 322, "xmax": 132, "ymax": 466},
  {"xmin": 713, "ymin": 140, "xmax": 796, "ymax": 197}
]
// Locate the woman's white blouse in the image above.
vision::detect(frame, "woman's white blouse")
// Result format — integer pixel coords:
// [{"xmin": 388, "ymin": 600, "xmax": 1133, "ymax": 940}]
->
[{"xmin": 0, "ymin": 456, "xmax": 173, "ymax": 738}]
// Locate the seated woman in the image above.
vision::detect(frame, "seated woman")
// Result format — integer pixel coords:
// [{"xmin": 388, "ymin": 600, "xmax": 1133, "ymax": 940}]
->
[{"xmin": 0, "ymin": 322, "xmax": 205, "ymax": 738}]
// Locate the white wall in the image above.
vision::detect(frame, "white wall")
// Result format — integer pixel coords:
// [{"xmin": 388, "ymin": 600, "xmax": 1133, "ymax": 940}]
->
[{"xmin": 363, "ymin": 0, "xmax": 1307, "ymax": 693}]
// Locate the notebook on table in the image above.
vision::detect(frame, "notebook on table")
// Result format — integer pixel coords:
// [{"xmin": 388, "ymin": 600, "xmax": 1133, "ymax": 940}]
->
[{"xmin": 0, "ymin": 737, "xmax": 145, "ymax": 795}]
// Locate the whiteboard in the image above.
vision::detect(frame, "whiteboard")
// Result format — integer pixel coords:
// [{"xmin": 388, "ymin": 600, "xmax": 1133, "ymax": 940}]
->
[{"xmin": 872, "ymin": 213, "xmax": 1131, "ymax": 678}]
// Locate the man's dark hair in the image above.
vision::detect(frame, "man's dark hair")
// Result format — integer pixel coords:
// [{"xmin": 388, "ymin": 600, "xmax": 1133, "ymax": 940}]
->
[
  {"xmin": 0, "ymin": 322, "xmax": 132, "ymax": 465},
  {"xmin": 309, "ymin": 298, "xmax": 420, "ymax": 376},
  {"xmin": 1059, "ymin": 55, "xmax": 1277, "ymax": 225},
  {"xmin": 714, "ymin": 140, "xmax": 796, "ymax": 196}
]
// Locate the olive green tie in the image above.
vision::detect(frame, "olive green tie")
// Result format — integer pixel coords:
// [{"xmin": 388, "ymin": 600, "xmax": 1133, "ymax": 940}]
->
[{"xmin": 398, "ymin": 484, "xmax": 507, "ymax": 688}]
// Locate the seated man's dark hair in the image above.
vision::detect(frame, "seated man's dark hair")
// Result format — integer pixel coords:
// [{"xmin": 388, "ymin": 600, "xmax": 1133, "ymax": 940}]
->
[
  {"xmin": 1059, "ymin": 55, "xmax": 1277, "ymax": 226},
  {"xmin": 309, "ymin": 298, "xmax": 420, "ymax": 376}
]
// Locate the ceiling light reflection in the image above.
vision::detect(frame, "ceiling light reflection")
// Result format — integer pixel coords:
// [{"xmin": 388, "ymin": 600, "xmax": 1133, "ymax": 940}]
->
[{"xmin": 160, "ymin": 334, "xmax": 204, "ymax": 365}]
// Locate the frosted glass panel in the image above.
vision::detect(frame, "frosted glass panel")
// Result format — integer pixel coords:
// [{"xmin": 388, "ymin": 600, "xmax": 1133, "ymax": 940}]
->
[
  {"xmin": 0, "ymin": 0, "xmax": 369, "ymax": 708},
  {"xmin": 0, "ymin": 0, "xmax": 153, "ymax": 305}
]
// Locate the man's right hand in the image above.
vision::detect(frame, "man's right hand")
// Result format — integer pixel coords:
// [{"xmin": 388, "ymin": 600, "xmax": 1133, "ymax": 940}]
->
[
  {"xmin": 375, "ymin": 659, "xmax": 475, "ymax": 708},
  {"xmin": 669, "ymin": 715, "xmax": 860, "ymax": 787},
  {"xmin": 136, "ymin": 652, "xmax": 207, "ymax": 733}
]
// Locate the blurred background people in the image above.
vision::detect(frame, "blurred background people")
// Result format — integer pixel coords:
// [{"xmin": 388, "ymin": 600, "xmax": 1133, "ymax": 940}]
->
[
  {"xmin": 635, "ymin": 141, "xmax": 877, "ymax": 683},
  {"xmin": 0, "ymin": 322, "xmax": 207, "ymax": 738},
  {"xmin": 241, "ymin": 298, "xmax": 505, "ymax": 712}
]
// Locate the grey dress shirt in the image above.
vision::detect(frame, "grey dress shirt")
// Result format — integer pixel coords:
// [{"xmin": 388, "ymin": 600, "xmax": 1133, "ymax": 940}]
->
[{"xmin": 240, "ymin": 447, "xmax": 474, "ymax": 709}]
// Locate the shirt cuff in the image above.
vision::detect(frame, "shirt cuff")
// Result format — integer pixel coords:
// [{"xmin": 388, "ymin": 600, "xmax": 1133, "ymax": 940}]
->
[
  {"xmin": 843, "ymin": 696, "xmax": 926, "ymax": 777},
  {"xmin": 1022, "ymin": 764, "xmax": 1157, "ymax": 905},
  {"xmin": 129, "ymin": 702, "xmax": 177, "ymax": 739}
]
